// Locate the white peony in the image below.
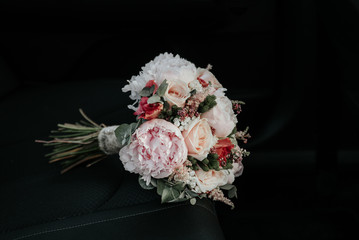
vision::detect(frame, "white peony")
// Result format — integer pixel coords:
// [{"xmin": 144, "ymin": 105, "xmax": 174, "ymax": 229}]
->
[
  {"xmin": 122, "ymin": 53, "xmax": 197, "ymax": 110},
  {"xmin": 201, "ymin": 89, "xmax": 238, "ymax": 138}
]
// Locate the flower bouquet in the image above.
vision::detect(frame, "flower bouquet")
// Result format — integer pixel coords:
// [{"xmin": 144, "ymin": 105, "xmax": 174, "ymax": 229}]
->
[{"xmin": 37, "ymin": 53, "xmax": 250, "ymax": 208}]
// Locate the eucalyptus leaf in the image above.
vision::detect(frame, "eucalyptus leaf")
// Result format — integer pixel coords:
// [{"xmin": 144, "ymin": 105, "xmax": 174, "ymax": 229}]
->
[
  {"xmin": 147, "ymin": 95, "xmax": 162, "ymax": 104},
  {"xmin": 163, "ymin": 101, "xmax": 170, "ymax": 111},
  {"xmin": 157, "ymin": 80, "xmax": 168, "ymax": 97},
  {"xmin": 139, "ymin": 87, "xmax": 151, "ymax": 97},
  {"xmin": 184, "ymin": 189, "xmax": 199, "ymax": 198},
  {"xmin": 172, "ymin": 182, "xmax": 186, "ymax": 191},
  {"xmin": 129, "ymin": 122, "xmax": 137, "ymax": 133},
  {"xmin": 190, "ymin": 198, "xmax": 197, "ymax": 205},
  {"xmin": 198, "ymin": 193, "xmax": 207, "ymax": 199},
  {"xmin": 169, "ymin": 197, "xmax": 188, "ymax": 203},
  {"xmin": 139, "ymin": 85, "xmax": 156, "ymax": 97},
  {"xmin": 169, "ymin": 191, "xmax": 188, "ymax": 203},
  {"xmin": 161, "ymin": 186, "xmax": 180, "ymax": 203},
  {"xmin": 227, "ymin": 127, "xmax": 237, "ymax": 137},
  {"xmin": 150, "ymin": 178, "xmax": 157, "ymax": 187},
  {"xmin": 156, "ymin": 179, "xmax": 165, "ymax": 195},
  {"xmin": 138, "ymin": 176, "xmax": 154, "ymax": 190},
  {"xmin": 220, "ymin": 184, "xmax": 235, "ymax": 191},
  {"xmin": 178, "ymin": 190, "xmax": 186, "ymax": 199},
  {"xmin": 114, "ymin": 124, "xmax": 132, "ymax": 146},
  {"xmin": 114, "ymin": 122, "xmax": 140, "ymax": 147},
  {"xmin": 228, "ymin": 186, "xmax": 238, "ymax": 199},
  {"xmin": 161, "ymin": 188, "xmax": 173, "ymax": 203}
]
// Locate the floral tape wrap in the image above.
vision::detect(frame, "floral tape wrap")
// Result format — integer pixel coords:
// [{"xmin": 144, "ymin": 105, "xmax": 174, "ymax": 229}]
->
[{"xmin": 98, "ymin": 126, "xmax": 121, "ymax": 155}]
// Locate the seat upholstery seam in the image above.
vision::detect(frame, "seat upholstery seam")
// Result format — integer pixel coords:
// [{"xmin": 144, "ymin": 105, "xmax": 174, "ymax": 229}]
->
[{"xmin": 12, "ymin": 203, "xmax": 215, "ymax": 240}]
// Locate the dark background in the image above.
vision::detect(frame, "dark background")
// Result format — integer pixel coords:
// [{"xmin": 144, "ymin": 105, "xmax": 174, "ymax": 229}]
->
[{"xmin": 1, "ymin": 0, "xmax": 359, "ymax": 239}]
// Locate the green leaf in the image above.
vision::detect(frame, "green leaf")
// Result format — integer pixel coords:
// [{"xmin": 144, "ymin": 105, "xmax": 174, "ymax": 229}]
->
[
  {"xmin": 208, "ymin": 153, "xmax": 219, "ymax": 162},
  {"xmin": 198, "ymin": 95, "xmax": 217, "ymax": 113},
  {"xmin": 147, "ymin": 95, "xmax": 162, "ymax": 104},
  {"xmin": 188, "ymin": 156, "xmax": 198, "ymax": 165},
  {"xmin": 190, "ymin": 89, "xmax": 197, "ymax": 96},
  {"xmin": 161, "ymin": 188, "xmax": 172, "ymax": 203},
  {"xmin": 221, "ymin": 184, "xmax": 235, "ymax": 191},
  {"xmin": 114, "ymin": 124, "xmax": 132, "ymax": 146},
  {"xmin": 150, "ymin": 178, "xmax": 157, "ymax": 187},
  {"xmin": 227, "ymin": 127, "xmax": 237, "ymax": 137},
  {"xmin": 163, "ymin": 101, "xmax": 170, "ymax": 111},
  {"xmin": 222, "ymin": 162, "xmax": 233, "ymax": 170},
  {"xmin": 161, "ymin": 186, "xmax": 180, "ymax": 203},
  {"xmin": 138, "ymin": 176, "xmax": 154, "ymax": 190},
  {"xmin": 197, "ymin": 161, "xmax": 210, "ymax": 171},
  {"xmin": 114, "ymin": 121, "xmax": 140, "ymax": 147},
  {"xmin": 157, "ymin": 80, "xmax": 168, "ymax": 97},
  {"xmin": 169, "ymin": 191, "xmax": 188, "ymax": 203},
  {"xmin": 228, "ymin": 186, "xmax": 238, "ymax": 199},
  {"xmin": 172, "ymin": 182, "xmax": 186, "ymax": 191},
  {"xmin": 139, "ymin": 88, "xmax": 151, "ymax": 97},
  {"xmin": 192, "ymin": 164, "xmax": 200, "ymax": 171},
  {"xmin": 208, "ymin": 162, "xmax": 219, "ymax": 171},
  {"xmin": 156, "ymin": 179, "xmax": 166, "ymax": 196},
  {"xmin": 202, "ymin": 158, "xmax": 209, "ymax": 165},
  {"xmin": 184, "ymin": 189, "xmax": 199, "ymax": 198},
  {"xmin": 190, "ymin": 198, "xmax": 197, "ymax": 205},
  {"xmin": 139, "ymin": 84, "xmax": 156, "ymax": 97}
]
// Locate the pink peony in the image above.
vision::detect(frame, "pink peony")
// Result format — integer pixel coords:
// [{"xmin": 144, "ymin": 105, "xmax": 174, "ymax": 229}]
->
[{"xmin": 119, "ymin": 119, "xmax": 187, "ymax": 185}]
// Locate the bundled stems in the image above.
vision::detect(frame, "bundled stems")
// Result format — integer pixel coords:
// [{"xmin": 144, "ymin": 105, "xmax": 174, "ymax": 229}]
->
[{"xmin": 36, "ymin": 109, "xmax": 106, "ymax": 174}]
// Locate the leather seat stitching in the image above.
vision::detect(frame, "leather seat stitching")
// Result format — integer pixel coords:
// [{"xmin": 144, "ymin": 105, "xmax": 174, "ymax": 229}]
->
[{"xmin": 12, "ymin": 203, "xmax": 214, "ymax": 240}]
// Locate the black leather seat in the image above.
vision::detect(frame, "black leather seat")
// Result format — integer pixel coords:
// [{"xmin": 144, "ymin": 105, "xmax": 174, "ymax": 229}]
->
[
  {"xmin": 0, "ymin": 80, "xmax": 225, "ymax": 239},
  {"xmin": 1, "ymin": 0, "xmax": 359, "ymax": 239}
]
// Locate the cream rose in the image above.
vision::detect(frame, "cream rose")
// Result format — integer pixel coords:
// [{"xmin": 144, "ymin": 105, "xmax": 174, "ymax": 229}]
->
[
  {"xmin": 165, "ymin": 79, "xmax": 191, "ymax": 108},
  {"xmin": 201, "ymin": 94, "xmax": 237, "ymax": 138},
  {"xmin": 182, "ymin": 118, "xmax": 217, "ymax": 161},
  {"xmin": 194, "ymin": 169, "xmax": 229, "ymax": 193}
]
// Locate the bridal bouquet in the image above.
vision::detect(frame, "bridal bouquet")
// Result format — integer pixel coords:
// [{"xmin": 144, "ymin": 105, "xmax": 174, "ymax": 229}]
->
[{"xmin": 38, "ymin": 53, "xmax": 250, "ymax": 208}]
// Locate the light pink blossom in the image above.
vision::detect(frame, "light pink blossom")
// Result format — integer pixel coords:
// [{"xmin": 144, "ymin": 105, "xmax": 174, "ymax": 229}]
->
[
  {"xmin": 119, "ymin": 119, "xmax": 187, "ymax": 185},
  {"xmin": 196, "ymin": 68, "xmax": 223, "ymax": 89},
  {"xmin": 201, "ymin": 93, "xmax": 238, "ymax": 138}
]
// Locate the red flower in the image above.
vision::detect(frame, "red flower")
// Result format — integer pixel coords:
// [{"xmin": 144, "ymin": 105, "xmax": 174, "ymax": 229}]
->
[
  {"xmin": 145, "ymin": 80, "xmax": 159, "ymax": 95},
  {"xmin": 134, "ymin": 97, "xmax": 163, "ymax": 120},
  {"xmin": 213, "ymin": 138, "xmax": 234, "ymax": 166}
]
